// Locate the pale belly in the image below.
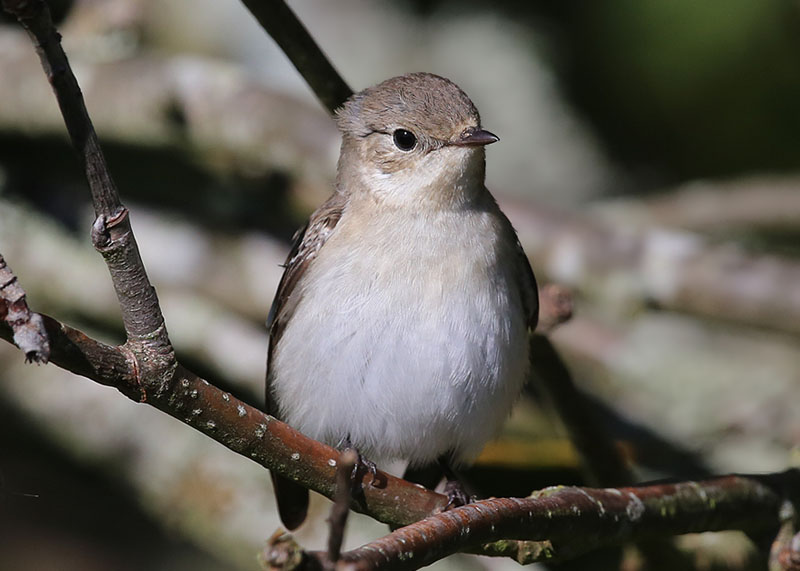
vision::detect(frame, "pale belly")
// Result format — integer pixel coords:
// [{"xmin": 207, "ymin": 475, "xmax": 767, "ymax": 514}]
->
[{"xmin": 270, "ymin": 210, "xmax": 530, "ymax": 465}]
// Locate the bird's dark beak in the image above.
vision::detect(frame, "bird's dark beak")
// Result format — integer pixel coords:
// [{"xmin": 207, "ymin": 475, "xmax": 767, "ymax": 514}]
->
[{"xmin": 453, "ymin": 127, "xmax": 500, "ymax": 147}]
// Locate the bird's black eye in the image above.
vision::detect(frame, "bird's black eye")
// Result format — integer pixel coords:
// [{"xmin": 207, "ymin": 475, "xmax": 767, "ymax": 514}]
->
[{"xmin": 392, "ymin": 129, "xmax": 417, "ymax": 151}]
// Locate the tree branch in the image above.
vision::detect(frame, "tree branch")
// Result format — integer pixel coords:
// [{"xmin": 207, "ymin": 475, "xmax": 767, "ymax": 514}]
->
[
  {"xmin": 504, "ymin": 196, "xmax": 800, "ymax": 336},
  {"xmin": 238, "ymin": 0, "xmax": 353, "ymax": 114},
  {"xmin": 286, "ymin": 472, "xmax": 796, "ymax": 570},
  {"xmin": 604, "ymin": 176, "xmax": 800, "ymax": 233},
  {"xmin": 4, "ymin": 299, "xmax": 797, "ymax": 568},
  {"xmin": 327, "ymin": 449, "xmax": 359, "ymax": 570},
  {"xmin": 0, "ymin": 304, "xmax": 449, "ymax": 527},
  {"xmin": 3, "ymin": 0, "xmax": 171, "ymax": 364}
]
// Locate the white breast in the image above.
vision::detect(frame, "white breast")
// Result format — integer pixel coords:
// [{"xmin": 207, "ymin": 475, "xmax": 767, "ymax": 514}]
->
[{"xmin": 270, "ymin": 198, "xmax": 529, "ymax": 466}]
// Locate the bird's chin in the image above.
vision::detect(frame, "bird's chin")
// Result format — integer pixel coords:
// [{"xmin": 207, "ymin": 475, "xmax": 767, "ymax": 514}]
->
[{"xmin": 355, "ymin": 146, "xmax": 486, "ymax": 208}]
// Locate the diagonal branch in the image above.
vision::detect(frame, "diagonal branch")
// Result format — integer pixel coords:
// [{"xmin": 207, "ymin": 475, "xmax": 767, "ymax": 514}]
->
[
  {"xmin": 530, "ymin": 335, "xmax": 632, "ymax": 487},
  {"xmin": 3, "ymin": 0, "xmax": 120, "ymax": 218},
  {"xmin": 2, "ymin": 0, "xmax": 171, "ymax": 360},
  {"xmin": 238, "ymin": 0, "xmax": 353, "ymax": 113},
  {"xmin": 0, "ymin": 305, "xmax": 447, "ymax": 527}
]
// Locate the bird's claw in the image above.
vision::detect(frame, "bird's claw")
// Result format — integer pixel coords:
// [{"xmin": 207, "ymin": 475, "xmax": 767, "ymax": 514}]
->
[
  {"xmin": 443, "ymin": 479, "xmax": 471, "ymax": 510},
  {"xmin": 349, "ymin": 450, "xmax": 379, "ymax": 487}
]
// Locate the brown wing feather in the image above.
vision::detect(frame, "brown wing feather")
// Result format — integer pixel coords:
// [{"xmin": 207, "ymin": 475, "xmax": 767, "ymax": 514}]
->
[
  {"xmin": 516, "ymin": 237, "xmax": 539, "ymax": 331},
  {"xmin": 266, "ymin": 191, "xmax": 347, "ymax": 414},
  {"xmin": 264, "ymin": 191, "xmax": 346, "ymax": 531}
]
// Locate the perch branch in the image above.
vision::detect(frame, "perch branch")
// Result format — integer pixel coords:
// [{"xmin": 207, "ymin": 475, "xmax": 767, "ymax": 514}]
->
[
  {"xmin": 287, "ymin": 472, "xmax": 797, "ymax": 570},
  {"xmin": 0, "ymin": 305, "xmax": 448, "ymax": 526},
  {"xmin": 5, "ymin": 307, "xmax": 796, "ymax": 568}
]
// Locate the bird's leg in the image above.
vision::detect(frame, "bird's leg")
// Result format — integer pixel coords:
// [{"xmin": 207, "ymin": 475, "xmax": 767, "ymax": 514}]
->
[
  {"xmin": 438, "ymin": 456, "xmax": 472, "ymax": 509},
  {"xmin": 341, "ymin": 436, "xmax": 378, "ymax": 487}
]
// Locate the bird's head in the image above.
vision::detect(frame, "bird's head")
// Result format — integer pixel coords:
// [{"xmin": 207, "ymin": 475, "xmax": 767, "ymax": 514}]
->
[{"xmin": 335, "ymin": 73, "xmax": 498, "ymax": 208}]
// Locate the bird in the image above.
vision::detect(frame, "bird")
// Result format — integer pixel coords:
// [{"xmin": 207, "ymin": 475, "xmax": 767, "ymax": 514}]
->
[{"xmin": 265, "ymin": 72, "xmax": 538, "ymax": 530}]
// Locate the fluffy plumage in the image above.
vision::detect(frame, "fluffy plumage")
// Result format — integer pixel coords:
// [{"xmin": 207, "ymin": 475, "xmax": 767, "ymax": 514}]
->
[{"xmin": 266, "ymin": 73, "xmax": 537, "ymax": 529}]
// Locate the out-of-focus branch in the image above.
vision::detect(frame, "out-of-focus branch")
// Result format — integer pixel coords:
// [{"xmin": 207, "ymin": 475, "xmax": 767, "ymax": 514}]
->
[
  {"xmin": 530, "ymin": 336, "xmax": 632, "ymax": 487},
  {"xmin": 603, "ymin": 176, "xmax": 800, "ymax": 232},
  {"xmin": 0, "ymin": 32, "xmax": 337, "ymax": 201},
  {"xmin": 503, "ymin": 197, "xmax": 800, "ymax": 336},
  {"xmin": 238, "ymin": 0, "xmax": 353, "ymax": 114},
  {"xmin": 534, "ymin": 283, "xmax": 574, "ymax": 334},
  {"xmin": 770, "ymin": 503, "xmax": 800, "ymax": 571},
  {"xmin": 0, "ymin": 254, "xmax": 49, "ymax": 363}
]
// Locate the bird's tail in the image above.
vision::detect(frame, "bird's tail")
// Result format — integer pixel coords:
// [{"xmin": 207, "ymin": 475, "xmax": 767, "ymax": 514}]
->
[{"xmin": 271, "ymin": 472, "xmax": 309, "ymax": 530}]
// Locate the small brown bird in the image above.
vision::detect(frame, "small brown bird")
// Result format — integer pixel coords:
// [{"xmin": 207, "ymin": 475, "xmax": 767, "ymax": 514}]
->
[{"xmin": 266, "ymin": 73, "xmax": 538, "ymax": 529}]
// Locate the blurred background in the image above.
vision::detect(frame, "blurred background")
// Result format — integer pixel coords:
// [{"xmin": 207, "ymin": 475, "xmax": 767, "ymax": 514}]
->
[{"xmin": 1, "ymin": 0, "xmax": 799, "ymax": 569}]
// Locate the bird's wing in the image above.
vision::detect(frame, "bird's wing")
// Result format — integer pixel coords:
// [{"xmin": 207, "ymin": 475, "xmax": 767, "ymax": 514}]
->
[
  {"xmin": 265, "ymin": 190, "xmax": 347, "ymax": 415},
  {"xmin": 265, "ymin": 191, "xmax": 346, "ymax": 531},
  {"xmin": 516, "ymin": 237, "xmax": 539, "ymax": 331}
]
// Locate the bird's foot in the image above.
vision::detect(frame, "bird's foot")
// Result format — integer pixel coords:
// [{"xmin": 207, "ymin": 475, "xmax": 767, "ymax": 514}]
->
[
  {"xmin": 341, "ymin": 436, "xmax": 379, "ymax": 488},
  {"xmin": 352, "ymin": 451, "xmax": 379, "ymax": 487},
  {"xmin": 443, "ymin": 477, "xmax": 472, "ymax": 510}
]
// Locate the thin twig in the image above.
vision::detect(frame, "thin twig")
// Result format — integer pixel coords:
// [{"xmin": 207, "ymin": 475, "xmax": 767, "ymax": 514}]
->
[
  {"xmin": 2, "ymin": 0, "xmax": 172, "ymax": 365},
  {"xmin": 1, "ymin": 0, "xmax": 120, "ymax": 218},
  {"xmin": 238, "ymin": 0, "xmax": 353, "ymax": 114},
  {"xmin": 327, "ymin": 449, "xmax": 359, "ymax": 569}
]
